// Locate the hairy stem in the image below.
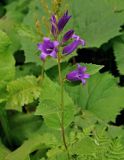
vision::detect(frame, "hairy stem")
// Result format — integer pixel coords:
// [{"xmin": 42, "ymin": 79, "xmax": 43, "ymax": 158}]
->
[{"xmin": 57, "ymin": 53, "xmax": 70, "ymax": 159}]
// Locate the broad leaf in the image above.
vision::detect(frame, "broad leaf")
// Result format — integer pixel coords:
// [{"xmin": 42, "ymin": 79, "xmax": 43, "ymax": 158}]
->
[
  {"xmin": 5, "ymin": 134, "xmax": 57, "ymax": 160},
  {"xmin": 35, "ymin": 75, "xmax": 75, "ymax": 129},
  {"xmin": 66, "ymin": 72, "xmax": 124, "ymax": 122},
  {"xmin": 0, "ymin": 30, "xmax": 15, "ymax": 82},
  {"xmin": 113, "ymin": 34, "xmax": 124, "ymax": 74},
  {"xmin": 6, "ymin": 76, "xmax": 40, "ymax": 111},
  {"xmin": 69, "ymin": 0, "xmax": 124, "ymax": 47}
]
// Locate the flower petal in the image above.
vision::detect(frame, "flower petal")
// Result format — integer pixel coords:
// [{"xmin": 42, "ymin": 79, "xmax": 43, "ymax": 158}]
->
[
  {"xmin": 62, "ymin": 30, "xmax": 74, "ymax": 43},
  {"xmin": 83, "ymin": 73, "xmax": 90, "ymax": 79},
  {"xmin": 40, "ymin": 52, "xmax": 47, "ymax": 61},
  {"xmin": 63, "ymin": 40, "xmax": 79, "ymax": 55},
  {"xmin": 50, "ymin": 50, "xmax": 57, "ymax": 58},
  {"xmin": 50, "ymin": 15, "xmax": 58, "ymax": 37},
  {"xmin": 43, "ymin": 37, "xmax": 50, "ymax": 42},
  {"xmin": 66, "ymin": 71, "xmax": 79, "ymax": 81},
  {"xmin": 81, "ymin": 79, "xmax": 86, "ymax": 85},
  {"xmin": 53, "ymin": 41, "xmax": 59, "ymax": 47},
  {"xmin": 77, "ymin": 64, "xmax": 87, "ymax": 72},
  {"xmin": 37, "ymin": 43, "xmax": 43, "ymax": 51},
  {"xmin": 58, "ymin": 10, "xmax": 71, "ymax": 32},
  {"xmin": 72, "ymin": 34, "xmax": 85, "ymax": 46}
]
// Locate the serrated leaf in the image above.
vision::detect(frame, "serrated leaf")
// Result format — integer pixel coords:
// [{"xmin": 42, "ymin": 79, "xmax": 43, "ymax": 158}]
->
[
  {"xmin": 113, "ymin": 34, "xmax": 124, "ymax": 74},
  {"xmin": 66, "ymin": 72, "xmax": 124, "ymax": 122},
  {"xmin": 6, "ymin": 76, "xmax": 40, "ymax": 111},
  {"xmin": 70, "ymin": 0, "xmax": 124, "ymax": 47},
  {"xmin": 35, "ymin": 75, "xmax": 75, "ymax": 129}
]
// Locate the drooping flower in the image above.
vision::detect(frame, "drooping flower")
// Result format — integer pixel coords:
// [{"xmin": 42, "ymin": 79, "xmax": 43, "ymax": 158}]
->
[
  {"xmin": 50, "ymin": 11, "xmax": 71, "ymax": 37},
  {"xmin": 62, "ymin": 29, "xmax": 74, "ymax": 43},
  {"xmin": 62, "ymin": 34, "xmax": 85, "ymax": 55},
  {"xmin": 66, "ymin": 64, "xmax": 90, "ymax": 84},
  {"xmin": 38, "ymin": 37, "xmax": 59, "ymax": 61}
]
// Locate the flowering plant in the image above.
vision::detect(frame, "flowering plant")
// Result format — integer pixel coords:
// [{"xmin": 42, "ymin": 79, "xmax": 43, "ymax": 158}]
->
[{"xmin": 1, "ymin": 0, "xmax": 124, "ymax": 160}]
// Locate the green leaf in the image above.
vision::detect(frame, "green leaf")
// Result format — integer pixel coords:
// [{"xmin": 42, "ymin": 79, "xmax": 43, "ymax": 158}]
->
[
  {"xmin": 113, "ymin": 34, "xmax": 124, "ymax": 74},
  {"xmin": 17, "ymin": 24, "xmax": 41, "ymax": 64},
  {"xmin": 0, "ymin": 139, "xmax": 11, "ymax": 160},
  {"xmin": 5, "ymin": 134, "xmax": 57, "ymax": 160},
  {"xmin": 6, "ymin": 76, "xmax": 40, "ymax": 111},
  {"xmin": 15, "ymin": 63, "xmax": 41, "ymax": 78},
  {"xmin": 70, "ymin": 0, "xmax": 124, "ymax": 47},
  {"xmin": 8, "ymin": 112, "xmax": 43, "ymax": 145},
  {"xmin": 0, "ymin": 30, "xmax": 15, "ymax": 82},
  {"xmin": 66, "ymin": 72, "xmax": 124, "ymax": 122},
  {"xmin": 70, "ymin": 136, "xmax": 97, "ymax": 155},
  {"xmin": 35, "ymin": 75, "xmax": 75, "ymax": 129}
]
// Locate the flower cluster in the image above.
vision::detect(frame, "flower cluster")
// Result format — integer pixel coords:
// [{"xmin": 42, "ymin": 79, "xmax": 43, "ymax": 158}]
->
[
  {"xmin": 38, "ymin": 11, "xmax": 85, "ymax": 61},
  {"xmin": 38, "ymin": 11, "xmax": 89, "ymax": 84}
]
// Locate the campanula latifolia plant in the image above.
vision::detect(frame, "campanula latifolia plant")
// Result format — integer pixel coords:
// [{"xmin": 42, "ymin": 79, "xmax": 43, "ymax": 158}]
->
[{"xmin": 37, "ymin": 10, "xmax": 90, "ymax": 158}]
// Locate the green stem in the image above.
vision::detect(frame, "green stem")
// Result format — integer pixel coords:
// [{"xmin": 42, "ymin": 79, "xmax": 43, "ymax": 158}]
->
[
  {"xmin": 57, "ymin": 53, "xmax": 70, "ymax": 159},
  {"xmin": 41, "ymin": 61, "xmax": 45, "ymax": 79}
]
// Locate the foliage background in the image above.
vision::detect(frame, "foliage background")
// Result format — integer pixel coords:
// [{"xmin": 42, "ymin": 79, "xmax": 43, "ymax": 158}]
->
[{"xmin": 0, "ymin": 0, "xmax": 124, "ymax": 159}]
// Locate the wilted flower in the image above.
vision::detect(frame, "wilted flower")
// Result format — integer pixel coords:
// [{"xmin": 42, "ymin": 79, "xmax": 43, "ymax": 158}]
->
[
  {"xmin": 66, "ymin": 64, "xmax": 90, "ymax": 84},
  {"xmin": 50, "ymin": 10, "xmax": 71, "ymax": 37},
  {"xmin": 38, "ymin": 37, "xmax": 59, "ymax": 61}
]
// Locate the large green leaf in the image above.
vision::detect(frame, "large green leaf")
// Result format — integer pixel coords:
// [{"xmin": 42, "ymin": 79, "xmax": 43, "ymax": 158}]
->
[
  {"xmin": 0, "ymin": 30, "xmax": 15, "ymax": 82},
  {"xmin": 5, "ymin": 134, "xmax": 57, "ymax": 160},
  {"xmin": 6, "ymin": 76, "xmax": 40, "ymax": 111},
  {"xmin": 113, "ymin": 34, "xmax": 124, "ymax": 74},
  {"xmin": 70, "ymin": 0, "xmax": 124, "ymax": 47},
  {"xmin": 66, "ymin": 72, "xmax": 124, "ymax": 122},
  {"xmin": 35, "ymin": 75, "xmax": 75, "ymax": 130}
]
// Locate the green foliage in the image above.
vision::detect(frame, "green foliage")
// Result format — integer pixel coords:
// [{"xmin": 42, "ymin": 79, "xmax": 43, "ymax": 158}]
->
[
  {"xmin": 35, "ymin": 75, "xmax": 75, "ymax": 129},
  {"xmin": 0, "ymin": 0, "xmax": 124, "ymax": 160},
  {"xmin": 0, "ymin": 139, "xmax": 10, "ymax": 160},
  {"xmin": 66, "ymin": 72, "xmax": 124, "ymax": 122},
  {"xmin": 113, "ymin": 34, "xmax": 124, "ymax": 74},
  {"xmin": 6, "ymin": 76, "xmax": 40, "ymax": 111},
  {"xmin": 0, "ymin": 30, "xmax": 15, "ymax": 82},
  {"xmin": 70, "ymin": 0, "xmax": 124, "ymax": 47},
  {"xmin": 5, "ymin": 133, "xmax": 57, "ymax": 160}
]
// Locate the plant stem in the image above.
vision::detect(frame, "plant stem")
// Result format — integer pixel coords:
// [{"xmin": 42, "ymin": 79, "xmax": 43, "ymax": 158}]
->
[{"xmin": 57, "ymin": 53, "xmax": 70, "ymax": 159}]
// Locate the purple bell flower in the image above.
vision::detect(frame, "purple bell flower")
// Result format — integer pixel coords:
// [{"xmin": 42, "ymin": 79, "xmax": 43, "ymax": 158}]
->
[
  {"xmin": 38, "ymin": 37, "xmax": 59, "ymax": 61},
  {"xmin": 66, "ymin": 64, "xmax": 90, "ymax": 85},
  {"xmin": 50, "ymin": 11, "xmax": 71, "ymax": 37},
  {"xmin": 58, "ymin": 11, "xmax": 71, "ymax": 32},
  {"xmin": 62, "ymin": 34, "xmax": 85, "ymax": 55}
]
